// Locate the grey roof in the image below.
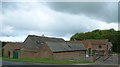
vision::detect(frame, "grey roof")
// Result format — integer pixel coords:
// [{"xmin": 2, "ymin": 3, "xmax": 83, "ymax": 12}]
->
[
  {"xmin": 23, "ymin": 35, "xmax": 65, "ymax": 49},
  {"xmin": 67, "ymin": 42, "xmax": 87, "ymax": 51},
  {"xmin": 46, "ymin": 42, "xmax": 86, "ymax": 52},
  {"xmin": 29, "ymin": 35, "xmax": 65, "ymax": 42},
  {"xmin": 23, "ymin": 35, "xmax": 86, "ymax": 52}
]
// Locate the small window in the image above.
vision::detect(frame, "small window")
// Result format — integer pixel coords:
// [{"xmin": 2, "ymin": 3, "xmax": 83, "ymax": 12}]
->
[{"xmin": 99, "ymin": 45, "xmax": 102, "ymax": 49}]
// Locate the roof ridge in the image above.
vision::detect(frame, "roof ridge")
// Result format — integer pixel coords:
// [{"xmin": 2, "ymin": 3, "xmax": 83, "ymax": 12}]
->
[{"xmin": 28, "ymin": 35, "xmax": 63, "ymax": 39}]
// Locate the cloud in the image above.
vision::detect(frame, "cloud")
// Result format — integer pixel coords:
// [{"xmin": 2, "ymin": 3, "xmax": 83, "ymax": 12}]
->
[
  {"xmin": 0, "ymin": 35, "xmax": 27, "ymax": 42},
  {"xmin": 1, "ymin": 2, "xmax": 118, "ymax": 42},
  {"xmin": 1, "ymin": 25, "xmax": 14, "ymax": 36},
  {"xmin": 2, "ymin": 0, "xmax": 119, "ymax": 2},
  {"xmin": 47, "ymin": 2, "xmax": 118, "ymax": 23}
]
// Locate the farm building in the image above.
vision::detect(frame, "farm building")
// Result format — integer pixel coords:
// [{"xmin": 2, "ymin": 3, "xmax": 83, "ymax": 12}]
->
[
  {"xmin": 69, "ymin": 39, "xmax": 112, "ymax": 57},
  {"xmin": 20, "ymin": 35, "xmax": 86, "ymax": 60},
  {"xmin": 3, "ymin": 42, "xmax": 22, "ymax": 58}
]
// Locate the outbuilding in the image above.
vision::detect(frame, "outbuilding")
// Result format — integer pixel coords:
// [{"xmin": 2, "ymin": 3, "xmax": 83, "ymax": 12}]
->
[
  {"xmin": 20, "ymin": 35, "xmax": 86, "ymax": 60},
  {"xmin": 3, "ymin": 42, "xmax": 22, "ymax": 58}
]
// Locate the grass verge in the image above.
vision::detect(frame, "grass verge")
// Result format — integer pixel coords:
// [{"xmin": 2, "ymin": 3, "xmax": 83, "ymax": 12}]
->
[
  {"xmin": 3, "ymin": 57, "xmax": 92, "ymax": 64},
  {"xmin": 113, "ymin": 52, "xmax": 120, "ymax": 54},
  {"xmin": 0, "ymin": 57, "xmax": 2, "ymax": 60}
]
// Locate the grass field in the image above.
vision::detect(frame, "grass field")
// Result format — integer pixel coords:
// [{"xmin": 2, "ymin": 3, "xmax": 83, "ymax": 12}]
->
[{"xmin": 3, "ymin": 57, "xmax": 92, "ymax": 64}]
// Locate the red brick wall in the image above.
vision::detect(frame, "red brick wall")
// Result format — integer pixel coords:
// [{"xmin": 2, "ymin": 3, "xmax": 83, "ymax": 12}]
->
[
  {"xmin": 35, "ymin": 44, "xmax": 53, "ymax": 59},
  {"xmin": 20, "ymin": 44, "xmax": 53, "ymax": 59},
  {"xmin": 3, "ymin": 43, "xmax": 21, "ymax": 58},
  {"xmin": 20, "ymin": 44, "xmax": 86, "ymax": 60},
  {"xmin": 3, "ymin": 45, "xmax": 14, "ymax": 58},
  {"xmin": 20, "ymin": 51, "xmax": 36, "ymax": 58},
  {"xmin": 53, "ymin": 51, "xmax": 85, "ymax": 60}
]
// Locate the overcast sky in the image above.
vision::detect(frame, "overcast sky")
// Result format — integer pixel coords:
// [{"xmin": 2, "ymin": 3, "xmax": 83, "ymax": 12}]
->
[{"xmin": 0, "ymin": 0, "xmax": 119, "ymax": 42}]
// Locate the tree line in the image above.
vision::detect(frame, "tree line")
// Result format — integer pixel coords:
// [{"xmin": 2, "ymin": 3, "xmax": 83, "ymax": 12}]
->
[{"xmin": 70, "ymin": 28, "xmax": 120, "ymax": 53}]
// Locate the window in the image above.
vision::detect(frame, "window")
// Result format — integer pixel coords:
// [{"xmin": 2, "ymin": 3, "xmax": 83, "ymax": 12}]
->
[{"xmin": 99, "ymin": 45, "xmax": 102, "ymax": 49}]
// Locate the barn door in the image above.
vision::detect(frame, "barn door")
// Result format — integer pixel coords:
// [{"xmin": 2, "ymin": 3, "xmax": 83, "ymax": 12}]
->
[
  {"xmin": 88, "ymin": 48, "xmax": 91, "ymax": 56},
  {"xmin": 13, "ymin": 51, "xmax": 18, "ymax": 59}
]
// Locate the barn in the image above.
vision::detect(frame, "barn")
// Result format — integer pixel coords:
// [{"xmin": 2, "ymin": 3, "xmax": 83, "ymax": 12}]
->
[
  {"xmin": 45, "ymin": 42, "xmax": 86, "ymax": 60},
  {"xmin": 20, "ymin": 35, "xmax": 86, "ymax": 60},
  {"xmin": 69, "ymin": 39, "xmax": 112, "ymax": 58},
  {"xmin": 3, "ymin": 42, "xmax": 22, "ymax": 58}
]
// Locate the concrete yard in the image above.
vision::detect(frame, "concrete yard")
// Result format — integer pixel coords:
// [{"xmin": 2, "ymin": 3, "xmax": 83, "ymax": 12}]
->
[{"xmin": 95, "ymin": 54, "xmax": 119, "ymax": 65}]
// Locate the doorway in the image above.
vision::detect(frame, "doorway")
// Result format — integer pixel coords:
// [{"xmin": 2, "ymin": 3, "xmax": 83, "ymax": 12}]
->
[
  {"xmin": 13, "ymin": 51, "xmax": 19, "ymax": 59},
  {"xmin": 88, "ymin": 48, "xmax": 91, "ymax": 56}
]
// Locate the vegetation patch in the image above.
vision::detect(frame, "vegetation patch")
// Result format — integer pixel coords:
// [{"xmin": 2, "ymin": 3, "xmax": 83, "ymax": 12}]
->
[
  {"xmin": 3, "ymin": 57, "xmax": 92, "ymax": 64},
  {"xmin": 0, "ymin": 57, "xmax": 2, "ymax": 60},
  {"xmin": 113, "ymin": 52, "xmax": 120, "ymax": 54}
]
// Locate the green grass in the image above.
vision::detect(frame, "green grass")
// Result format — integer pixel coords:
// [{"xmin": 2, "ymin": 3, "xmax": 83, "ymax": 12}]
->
[
  {"xmin": 3, "ymin": 57, "xmax": 92, "ymax": 64},
  {"xmin": 113, "ymin": 52, "xmax": 120, "ymax": 54},
  {"xmin": 0, "ymin": 57, "xmax": 2, "ymax": 60}
]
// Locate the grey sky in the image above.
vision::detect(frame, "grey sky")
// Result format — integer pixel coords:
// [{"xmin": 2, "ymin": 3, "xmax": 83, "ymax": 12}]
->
[
  {"xmin": 0, "ymin": 1, "xmax": 118, "ymax": 42},
  {"xmin": 47, "ymin": 2, "xmax": 118, "ymax": 22}
]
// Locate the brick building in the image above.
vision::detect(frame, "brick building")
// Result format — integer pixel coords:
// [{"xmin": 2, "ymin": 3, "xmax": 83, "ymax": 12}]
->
[
  {"xmin": 69, "ymin": 39, "xmax": 112, "ymax": 57},
  {"xmin": 20, "ymin": 35, "xmax": 86, "ymax": 60},
  {"xmin": 3, "ymin": 42, "xmax": 22, "ymax": 58}
]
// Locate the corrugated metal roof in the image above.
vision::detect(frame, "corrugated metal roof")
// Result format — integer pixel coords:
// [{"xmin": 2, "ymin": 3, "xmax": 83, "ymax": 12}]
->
[{"xmin": 46, "ymin": 42, "xmax": 86, "ymax": 52}]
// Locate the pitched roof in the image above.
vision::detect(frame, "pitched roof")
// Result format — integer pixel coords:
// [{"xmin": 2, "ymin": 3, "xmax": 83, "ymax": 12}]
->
[
  {"xmin": 46, "ymin": 42, "xmax": 86, "ymax": 52},
  {"xmin": 3, "ymin": 42, "xmax": 22, "ymax": 49},
  {"xmin": 23, "ymin": 35, "xmax": 65, "ymax": 49},
  {"xmin": 29, "ymin": 35, "xmax": 65, "ymax": 42}
]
